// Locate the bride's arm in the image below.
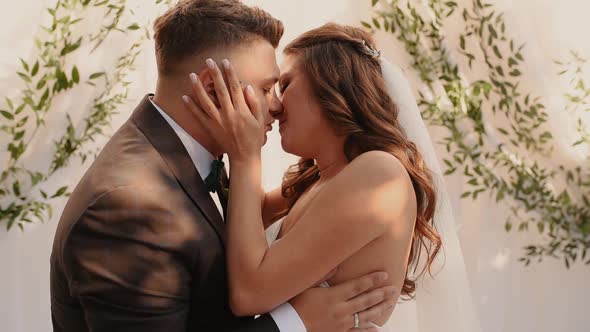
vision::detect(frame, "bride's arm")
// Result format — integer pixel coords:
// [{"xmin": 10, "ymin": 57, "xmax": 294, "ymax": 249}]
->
[
  {"xmin": 227, "ymin": 151, "xmax": 411, "ymax": 316},
  {"xmin": 262, "ymin": 187, "xmax": 288, "ymax": 229}
]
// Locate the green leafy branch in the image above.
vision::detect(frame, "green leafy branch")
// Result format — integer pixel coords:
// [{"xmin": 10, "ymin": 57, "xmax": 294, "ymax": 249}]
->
[
  {"xmin": 0, "ymin": 0, "xmax": 167, "ymax": 230},
  {"xmin": 364, "ymin": 0, "xmax": 590, "ymax": 267}
]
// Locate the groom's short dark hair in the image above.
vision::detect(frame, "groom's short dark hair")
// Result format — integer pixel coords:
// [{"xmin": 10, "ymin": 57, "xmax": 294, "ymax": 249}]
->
[{"xmin": 153, "ymin": 0, "xmax": 284, "ymax": 76}]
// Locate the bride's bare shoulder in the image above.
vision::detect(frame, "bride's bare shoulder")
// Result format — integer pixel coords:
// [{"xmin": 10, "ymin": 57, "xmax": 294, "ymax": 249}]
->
[
  {"xmin": 322, "ymin": 150, "xmax": 415, "ymax": 228},
  {"xmin": 340, "ymin": 150, "xmax": 408, "ymax": 183}
]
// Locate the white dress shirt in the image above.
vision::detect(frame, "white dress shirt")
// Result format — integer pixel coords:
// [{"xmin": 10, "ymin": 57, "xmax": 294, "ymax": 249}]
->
[{"xmin": 150, "ymin": 98, "xmax": 307, "ymax": 332}]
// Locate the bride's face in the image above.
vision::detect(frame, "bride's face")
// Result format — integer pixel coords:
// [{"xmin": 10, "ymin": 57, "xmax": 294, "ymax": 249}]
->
[{"xmin": 275, "ymin": 55, "xmax": 332, "ymax": 157}]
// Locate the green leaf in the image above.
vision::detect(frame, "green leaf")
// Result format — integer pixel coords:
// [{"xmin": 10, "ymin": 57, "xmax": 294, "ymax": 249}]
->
[
  {"xmin": 51, "ymin": 186, "xmax": 68, "ymax": 198},
  {"xmin": 488, "ymin": 24, "xmax": 497, "ymax": 38},
  {"xmin": 127, "ymin": 23, "xmax": 140, "ymax": 31},
  {"xmin": 508, "ymin": 58, "xmax": 518, "ymax": 67},
  {"xmin": 372, "ymin": 18, "xmax": 381, "ymax": 29},
  {"xmin": 17, "ymin": 72, "xmax": 32, "ymax": 83},
  {"xmin": 0, "ymin": 110, "xmax": 14, "ymax": 120},
  {"xmin": 31, "ymin": 61, "xmax": 39, "ymax": 77},
  {"xmin": 496, "ymin": 188, "xmax": 505, "ymax": 202},
  {"xmin": 20, "ymin": 58, "xmax": 29, "ymax": 72},
  {"xmin": 38, "ymin": 89, "xmax": 50, "ymax": 109},
  {"xmin": 444, "ymin": 168, "xmax": 456, "ymax": 175},
  {"xmin": 16, "ymin": 116, "xmax": 29, "ymax": 127},
  {"xmin": 89, "ymin": 72, "xmax": 105, "ymax": 80},
  {"xmin": 15, "ymin": 104, "xmax": 25, "ymax": 115},
  {"xmin": 56, "ymin": 69, "xmax": 68, "ymax": 90},
  {"xmin": 60, "ymin": 37, "xmax": 83, "ymax": 56},
  {"xmin": 540, "ymin": 132, "xmax": 552, "ymax": 140},
  {"xmin": 13, "ymin": 181, "xmax": 21, "ymax": 197},
  {"xmin": 36, "ymin": 78, "xmax": 47, "ymax": 89},
  {"xmin": 493, "ymin": 45, "xmax": 502, "ymax": 59},
  {"xmin": 72, "ymin": 66, "xmax": 80, "ymax": 84},
  {"xmin": 443, "ymin": 159, "xmax": 453, "ymax": 168},
  {"xmin": 509, "ymin": 69, "xmax": 522, "ymax": 76},
  {"xmin": 372, "ymin": 0, "xmax": 379, "ymax": 6},
  {"xmin": 505, "ymin": 221, "xmax": 512, "ymax": 232}
]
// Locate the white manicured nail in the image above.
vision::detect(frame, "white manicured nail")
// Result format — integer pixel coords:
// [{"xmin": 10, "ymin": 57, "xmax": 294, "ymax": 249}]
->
[
  {"xmin": 182, "ymin": 95, "xmax": 190, "ymax": 104},
  {"xmin": 189, "ymin": 73, "xmax": 198, "ymax": 84},
  {"xmin": 206, "ymin": 58, "xmax": 215, "ymax": 69}
]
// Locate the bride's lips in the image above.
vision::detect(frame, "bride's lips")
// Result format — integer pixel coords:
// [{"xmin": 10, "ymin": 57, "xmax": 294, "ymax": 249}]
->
[{"xmin": 279, "ymin": 120, "xmax": 287, "ymax": 131}]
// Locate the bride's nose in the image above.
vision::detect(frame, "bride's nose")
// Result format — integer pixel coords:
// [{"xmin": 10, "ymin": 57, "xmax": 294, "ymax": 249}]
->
[{"xmin": 269, "ymin": 90, "xmax": 284, "ymax": 119}]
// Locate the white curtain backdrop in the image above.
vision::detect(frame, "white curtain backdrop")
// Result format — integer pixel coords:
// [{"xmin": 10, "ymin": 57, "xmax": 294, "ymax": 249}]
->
[{"xmin": 0, "ymin": 0, "xmax": 588, "ymax": 331}]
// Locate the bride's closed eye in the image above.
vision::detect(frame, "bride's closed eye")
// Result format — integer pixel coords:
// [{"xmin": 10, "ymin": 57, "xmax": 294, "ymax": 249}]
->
[{"xmin": 277, "ymin": 81, "xmax": 290, "ymax": 96}]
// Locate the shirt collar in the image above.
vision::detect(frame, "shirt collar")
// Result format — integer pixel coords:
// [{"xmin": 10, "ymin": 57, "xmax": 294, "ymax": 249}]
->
[{"xmin": 149, "ymin": 97, "xmax": 215, "ymax": 180}]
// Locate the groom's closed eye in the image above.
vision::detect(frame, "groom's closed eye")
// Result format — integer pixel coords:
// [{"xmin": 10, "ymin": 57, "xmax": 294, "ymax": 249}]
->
[
  {"xmin": 262, "ymin": 85, "xmax": 275, "ymax": 96},
  {"xmin": 259, "ymin": 76, "xmax": 279, "ymax": 95}
]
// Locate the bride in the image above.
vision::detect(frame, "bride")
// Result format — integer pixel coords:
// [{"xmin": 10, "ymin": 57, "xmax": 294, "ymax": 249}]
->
[{"xmin": 184, "ymin": 23, "xmax": 478, "ymax": 331}]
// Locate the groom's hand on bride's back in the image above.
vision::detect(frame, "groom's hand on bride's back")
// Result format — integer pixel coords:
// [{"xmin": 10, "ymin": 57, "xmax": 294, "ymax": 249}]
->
[{"xmin": 290, "ymin": 271, "xmax": 398, "ymax": 332}]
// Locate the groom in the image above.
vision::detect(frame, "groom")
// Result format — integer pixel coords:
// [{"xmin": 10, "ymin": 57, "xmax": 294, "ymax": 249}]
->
[{"xmin": 50, "ymin": 0, "xmax": 394, "ymax": 331}]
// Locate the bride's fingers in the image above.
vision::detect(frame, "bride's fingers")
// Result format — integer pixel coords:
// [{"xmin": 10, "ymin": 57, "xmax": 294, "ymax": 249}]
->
[
  {"xmin": 182, "ymin": 95, "xmax": 212, "ymax": 130},
  {"xmin": 221, "ymin": 59, "xmax": 247, "ymax": 110},
  {"xmin": 188, "ymin": 73, "xmax": 220, "ymax": 123},
  {"xmin": 244, "ymin": 84, "xmax": 263, "ymax": 125},
  {"xmin": 206, "ymin": 58, "xmax": 233, "ymax": 114}
]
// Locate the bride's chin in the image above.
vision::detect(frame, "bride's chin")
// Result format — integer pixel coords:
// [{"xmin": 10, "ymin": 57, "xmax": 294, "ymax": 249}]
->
[
  {"xmin": 279, "ymin": 134, "xmax": 290, "ymax": 151},
  {"xmin": 280, "ymin": 139, "xmax": 292, "ymax": 154}
]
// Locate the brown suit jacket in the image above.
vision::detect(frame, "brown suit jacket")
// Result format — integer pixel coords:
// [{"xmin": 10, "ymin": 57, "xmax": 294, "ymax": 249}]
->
[{"xmin": 50, "ymin": 95, "xmax": 280, "ymax": 332}]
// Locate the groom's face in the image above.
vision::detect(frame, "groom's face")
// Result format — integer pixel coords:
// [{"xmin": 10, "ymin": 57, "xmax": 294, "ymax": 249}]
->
[{"xmin": 226, "ymin": 39, "xmax": 282, "ymax": 144}]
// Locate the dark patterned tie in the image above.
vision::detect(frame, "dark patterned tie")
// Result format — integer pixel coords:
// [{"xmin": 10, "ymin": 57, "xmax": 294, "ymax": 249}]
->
[
  {"xmin": 204, "ymin": 157, "xmax": 229, "ymax": 219},
  {"xmin": 215, "ymin": 165, "xmax": 229, "ymax": 220}
]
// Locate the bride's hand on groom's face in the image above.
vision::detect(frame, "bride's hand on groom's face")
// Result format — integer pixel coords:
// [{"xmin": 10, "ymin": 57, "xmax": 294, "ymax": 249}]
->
[
  {"xmin": 182, "ymin": 58, "xmax": 265, "ymax": 161},
  {"xmin": 291, "ymin": 272, "xmax": 398, "ymax": 332}
]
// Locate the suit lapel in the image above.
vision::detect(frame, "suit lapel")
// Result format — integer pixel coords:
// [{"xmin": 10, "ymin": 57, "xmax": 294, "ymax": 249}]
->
[{"xmin": 131, "ymin": 94, "xmax": 226, "ymax": 247}]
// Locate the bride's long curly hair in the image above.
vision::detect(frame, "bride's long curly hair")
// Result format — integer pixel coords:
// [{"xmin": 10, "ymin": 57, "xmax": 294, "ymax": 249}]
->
[{"xmin": 275, "ymin": 23, "xmax": 442, "ymax": 298}]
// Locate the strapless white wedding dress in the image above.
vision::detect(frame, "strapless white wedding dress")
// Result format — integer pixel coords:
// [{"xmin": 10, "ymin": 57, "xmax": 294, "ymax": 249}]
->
[{"xmin": 266, "ymin": 219, "xmax": 384, "ymax": 331}]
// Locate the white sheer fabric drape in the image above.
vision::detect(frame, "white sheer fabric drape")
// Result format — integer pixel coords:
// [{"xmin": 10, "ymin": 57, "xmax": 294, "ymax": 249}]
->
[{"xmin": 369, "ymin": 1, "xmax": 590, "ymax": 331}]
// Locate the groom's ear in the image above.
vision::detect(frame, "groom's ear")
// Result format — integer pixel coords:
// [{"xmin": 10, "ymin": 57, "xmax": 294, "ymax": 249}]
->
[{"xmin": 198, "ymin": 69, "xmax": 221, "ymax": 109}]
